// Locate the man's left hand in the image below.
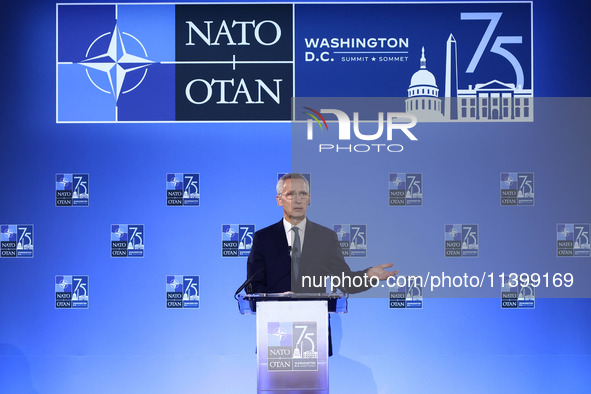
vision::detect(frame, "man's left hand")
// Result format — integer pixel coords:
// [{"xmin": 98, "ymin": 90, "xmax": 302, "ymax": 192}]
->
[{"xmin": 367, "ymin": 263, "xmax": 398, "ymax": 280}]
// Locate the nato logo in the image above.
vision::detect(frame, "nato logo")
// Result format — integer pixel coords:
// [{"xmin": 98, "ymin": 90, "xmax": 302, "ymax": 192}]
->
[
  {"xmin": 389, "ymin": 173, "xmax": 422, "ymax": 206},
  {"xmin": 111, "ymin": 224, "xmax": 144, "ymax": 257},
  {"xmin": 267, "ymin": 322, "xmax": 294, "ymax": 371},
  {"xmin": 222, "ymin": 224, "xmax": 254, "ymax": 257},
  {"xmin": 500, "ymin": 172, "xmax": 534, "ymax": 206},
  {"xmin": 267, "ymin": 321, "xmax": 317, "ymax": 371},
  {"xmin": 166, "ymin": 173, "xmax": 200, "ymax": 206},
  {"xmin": 57, "ymin": 4, "xmax": 172, "ymax": 122},
  {"xmin": 557, "ymin": 224, "xmax": 590, "ymax": 257},
  {"xmin": 1, "ymin": 225, "xmax": 33, "ymax": 258},
  {"xmin": 55, "ymin": 276, "xmax": 89, "ymax": 309},
  {"xmin": 57, "ymin": 3, "xmax": 293, "ymax": 122},
  {"xmin": 389, "ymin": 276, "xmax": 422, "ymax": 309},
  {"xmin": 334, "ymin": 224, "xmax": 367, "ymax": 257},
  {"xmin": 445, "ymin": 224, "xmax": 478, "ymax": 257},
  {"xmin": 166, "ymin": 275, "xmax": 200, "ymax": 308},
  {"xmin": 56, "ymin": 174, "xmax": 89, "ymax": 206},
  {"xmin": 501, "ymin": 277, "xmax": 534, "ymax": 309}
]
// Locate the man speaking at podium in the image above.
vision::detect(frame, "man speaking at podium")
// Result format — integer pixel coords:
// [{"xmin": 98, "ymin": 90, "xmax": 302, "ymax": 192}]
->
[{"xmin": 246, "ymin": 173, "xmax": 397, "ymax": 295}]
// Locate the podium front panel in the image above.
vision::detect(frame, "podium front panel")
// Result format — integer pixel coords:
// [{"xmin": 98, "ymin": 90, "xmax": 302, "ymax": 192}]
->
[{"xmin": 256, "ymin": 300, "xmax": 329, "ymax": 393}]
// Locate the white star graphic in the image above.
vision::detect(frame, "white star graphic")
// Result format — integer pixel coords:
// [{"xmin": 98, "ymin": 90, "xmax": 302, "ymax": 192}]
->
[
  {"xmin": 3, "ymin": 227, "xmax": 14, "ymax": 240},
  {"xmin": 80, "ymin": 25, "xmax": 153, "ymax": 101},
  {"xmin": 392, "ymin": 176, "xmax": 403, "ymax": 186},
  {"xmin": 114, "ymin": 227, "xmax": 125, "ymax": 239},
  {"xmin": 273, "ymin": 327, "xmax": 287, "ymax": 343},
  {"xmin": 170, "ymin": 177, "xmax": 181, "ymax": 186},
  {"xmin": 225, "ymin": 227, "xmax": 236, "ymax": 238},
  {"xmin": 59, "ymin": 278, "xmax": 70, "ymax": 290},
  {"xmin": 447, "ymin": 227, "xmax": 459, "ymax": 238},
  {"xmin": 168, "ymin": 278, "xmax": 181, "ymax": 291},
  {"xmin": 60, "ymin": 176, "xmax": 70, "ymax": 188}
]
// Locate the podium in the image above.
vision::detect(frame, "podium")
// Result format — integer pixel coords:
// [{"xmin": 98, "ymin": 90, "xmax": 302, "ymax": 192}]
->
[{"xmin": 237, "ymin": 293, "xmax": 347, "ymax": 394}]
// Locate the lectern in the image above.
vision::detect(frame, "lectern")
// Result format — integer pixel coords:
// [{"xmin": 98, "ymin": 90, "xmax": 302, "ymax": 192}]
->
[{"xmin": 237, "ymin": 293, "xmax": 347, "ymax": 394}]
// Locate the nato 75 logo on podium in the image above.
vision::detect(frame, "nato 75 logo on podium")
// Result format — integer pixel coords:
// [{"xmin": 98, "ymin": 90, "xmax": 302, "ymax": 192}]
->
[{"xmin": 267, "ymin": 321, "xmax": 317, "ymax": 371}]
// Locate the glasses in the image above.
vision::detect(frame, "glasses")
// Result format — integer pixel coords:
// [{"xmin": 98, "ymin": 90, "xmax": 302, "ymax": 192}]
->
[{"xmin": 280, "ymin": 191, "xmax": 310, "ymax": 200}]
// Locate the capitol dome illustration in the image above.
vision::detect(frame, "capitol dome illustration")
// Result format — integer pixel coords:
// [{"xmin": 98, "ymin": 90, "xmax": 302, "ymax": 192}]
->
[{"xmin": 405, "ymin": 47, "xmax": 443, "ymax": 121}]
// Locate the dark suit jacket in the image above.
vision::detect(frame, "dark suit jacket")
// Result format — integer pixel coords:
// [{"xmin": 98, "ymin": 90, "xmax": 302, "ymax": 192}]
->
[{"xmin": 246, "ymin": 219, "xmax": 370, "ymax": 294}]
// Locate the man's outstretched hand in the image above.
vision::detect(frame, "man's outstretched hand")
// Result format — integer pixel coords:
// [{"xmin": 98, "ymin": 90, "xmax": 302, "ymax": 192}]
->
[{"xmin": 367, "ymin": 263, "xmax": 398, "ymax": 280}]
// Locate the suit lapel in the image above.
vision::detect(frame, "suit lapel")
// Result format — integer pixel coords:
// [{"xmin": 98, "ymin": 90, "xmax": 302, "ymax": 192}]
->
[
  {"xmin": 272, "ymin": 219, "xmax": 288, "ymax": 251},
  {"xmin": 299, "ymin": 220, "xmax": 315, "ymax": 261}
]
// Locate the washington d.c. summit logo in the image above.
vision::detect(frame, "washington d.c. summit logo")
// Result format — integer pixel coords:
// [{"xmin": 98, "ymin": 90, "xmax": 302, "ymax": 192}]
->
[{"xmin": 57, "ymin": 3, "xmax": 293, "ymax": 122}]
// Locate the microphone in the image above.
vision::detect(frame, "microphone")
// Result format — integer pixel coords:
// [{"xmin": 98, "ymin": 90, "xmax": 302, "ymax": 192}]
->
[
  {"xmin": 235, "ymin": 242, "xmax": 292, "ymax": 298},
  {"xmin": 235, "ymin": 244, "xmax": 296, "ymax": 299},
  {"xmin": 234, "ymin": 265, "xmax": 267, "ymax": 300}
]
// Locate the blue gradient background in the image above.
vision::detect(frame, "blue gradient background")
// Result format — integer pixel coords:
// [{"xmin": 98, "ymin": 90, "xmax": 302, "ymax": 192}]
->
[{"xmin": 1, "ymin": 1, "xmax": 590, "ymax": 393}]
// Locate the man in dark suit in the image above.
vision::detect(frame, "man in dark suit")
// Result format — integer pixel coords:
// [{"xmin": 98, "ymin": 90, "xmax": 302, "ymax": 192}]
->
[
  {"xmin": 245, "ymin": 173, "xmax": 398, "ymax": 357},
  {"xmin": 246, "ymin": 173, "xmax": 397, "ymax": 295}
]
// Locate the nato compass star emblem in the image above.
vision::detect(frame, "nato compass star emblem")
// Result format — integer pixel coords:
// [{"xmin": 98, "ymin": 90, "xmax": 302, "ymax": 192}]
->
[
  {"xmin": 58, "ymin": 277, "xmax": 71, "ymax": 290},
  {"xmin": 169, "ymin": 176, "xmax": 182, "ymax": 188},
  {"xmin": 80, "ymin": 24, "xmax": 154, "ymax": 102},
  {"xmin": 559, "ymin": 226, "xmax": 572, "ymax": 239},
  {"xmin": 168, "ymin": 277, "xmax": 181, "ymax": 291},
  {"xmin": 391, "ymin": 176, "xmax": 404, "ymax": 187},
  {"xmin": 113, "ymin": 227, "xmax": 125, "ymax": 239},
  {"xmin": 59, "ymin": 176, "xmax": 71, "ymax": 189},
  {"xmin": 272, "ymin": 326, "xmax": 288, "ymax": 343},
  {"xmin": 503, "ymin": 175, "xmax": 516, "ymax": 188},
  {"xmin": 2, "ymin": 227, "xmax": 15, "ymax": 241},
  {"xmin": 446, "ymin": 226, "xmax": 460, "ymax": 239},
  {"xmin": 225, "ymin": 227, "xmax": 237, "ymax": 239}
]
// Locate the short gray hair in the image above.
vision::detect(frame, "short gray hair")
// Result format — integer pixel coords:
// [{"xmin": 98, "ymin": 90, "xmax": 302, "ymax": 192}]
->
[{"xmin": 276, "ymin": 173, "xmax": 310, "ymax": 195}]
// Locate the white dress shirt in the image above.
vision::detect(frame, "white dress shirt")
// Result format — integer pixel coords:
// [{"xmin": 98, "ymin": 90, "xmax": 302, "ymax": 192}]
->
[{"xmin": 283, "ymin": 217, "xmax": 306, "ymax": 255}]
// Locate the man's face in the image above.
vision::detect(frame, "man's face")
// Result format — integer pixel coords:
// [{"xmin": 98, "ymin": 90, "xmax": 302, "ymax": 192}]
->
[{"xmin": 276, "ymin": 178, "xmax": 310, "ymax": 223}]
